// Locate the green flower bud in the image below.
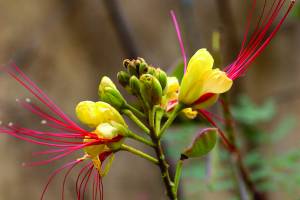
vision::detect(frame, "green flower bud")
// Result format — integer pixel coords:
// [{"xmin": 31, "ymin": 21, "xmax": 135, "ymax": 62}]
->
[
  {"xmin": 123, "ymin": 59, "xmax": 131, "ymax": 68},
  {"xmin": 146, "ymin": 66, "xmax": 156, "ymax": 75},
  {"xmin": 99, "ymin": 76, "xmax": 126, "ymax": 110},
  {"xmin": 139, "ymin": 74, "xmax": 163, "ymax": 107},
  {"xmin": 154, "ymin": 68, "xmax": 167, "ymax": 90},
  {"xmin": 136, "ymin": 57, "xmax": 148, "ymax": 76},
  {"xmin": 124, "ymin": 59, "xmax": 138, "ymax": 76},
  {"xmin": 117, "ymin": 71, "xmax": 130, "ymax": 88},
  {"xmin": 129, "ymin": 75, "xmax": 141, "ymax": 95}
]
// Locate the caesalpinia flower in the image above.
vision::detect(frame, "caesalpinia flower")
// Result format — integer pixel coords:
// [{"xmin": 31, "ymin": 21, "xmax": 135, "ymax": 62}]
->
[
  {"xmin": 178, "ymin": 48, "xmax": 233, "ymax": 109},
  {"xmin": 0, "ymin": 64, "xmax": 126, "ymax": 199},
  {"xmin": 172, "ymin": 0, "xmax": 296, "ymax": 110}
]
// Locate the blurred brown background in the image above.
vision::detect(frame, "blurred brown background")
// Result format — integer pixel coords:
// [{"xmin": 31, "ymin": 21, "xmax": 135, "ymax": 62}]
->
[{"xmin": 0, "ymin": 0, "xmax": 299, "ymax": 199}]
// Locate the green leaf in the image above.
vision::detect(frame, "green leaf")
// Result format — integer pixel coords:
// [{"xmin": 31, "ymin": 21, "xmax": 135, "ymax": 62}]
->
[{"xmin": 183, "ymin": 128, "xmax": 218, "ymax": 158}]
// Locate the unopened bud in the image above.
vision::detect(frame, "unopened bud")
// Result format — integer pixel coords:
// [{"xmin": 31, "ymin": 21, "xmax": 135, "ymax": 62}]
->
[
  {"xmin": 117, "ymin": 71, "xmax": 130, "ymax": 88},
  {"xmin": 129, "ymin": 76, "xmax": 141, "ymax": 95},
  {"xmin": 146, "ymin": 66, "xmax": 156, "ymax": 75},
  {"xmin": 154, "ymin": 68, "xmax": 167, "ymax": 90},
  {"xmin": 139, "ymin": 74, "xmax": 163, "ymax": 107},
  {"xmin": 136, "ymin": 57, "xmax": 148, "ymax": 76},
  {"xmin": 127, "ymin": 61, "xmax": 138, "ymax": 76},
  {"xmin": 123, "ymin": 59, "xmax": 131, "ymax": 69},
  {"xmin": 101, "ymin": 87, "xmax": 127, "ymax": 110},
  {"xmin": 99, "ymin": 76, "xmax": 126, "ymax": 110}
]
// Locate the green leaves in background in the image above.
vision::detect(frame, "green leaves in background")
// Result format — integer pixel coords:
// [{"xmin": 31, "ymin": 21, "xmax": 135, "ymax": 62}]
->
[{"xmin": 232, "ymin": 95, "xmax": 276, "ymax": 125}]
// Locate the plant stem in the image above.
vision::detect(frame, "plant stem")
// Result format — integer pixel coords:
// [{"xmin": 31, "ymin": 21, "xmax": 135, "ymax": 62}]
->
[
  {"xmin": 150, "ymin": 131, "xmax": 177, "ymax": 200},
  {"xmin": 122, "ymin": 109, "xmax": 150, "ymax": 135},
  {"xmin": 155, "ymin": 109, "xmax": 164, "ymax": 136},
  {"xmin": 159, "ymin": 103, "xmax": 184, "ymax": 138},
  {"xmin": 221, "ymin": 94, "xmax": 264, "ymax": 200},
  {"xmin": 125, "ymin": 103, "xmax": 146, "ymax": 118},
  {"xmin": 127, "ymin": 130, "xmax": 155, "ymax": 147},
  {"xmin": 174, "ymin": 157, "xmax": 185, "ymax": 194},
  {"xmin": 147, "ymin": 107, "xmax": 177, "ymax": 200},
  {"xmin": 121, "ymin": 144, "xmax": 158, "ymax": 165}
]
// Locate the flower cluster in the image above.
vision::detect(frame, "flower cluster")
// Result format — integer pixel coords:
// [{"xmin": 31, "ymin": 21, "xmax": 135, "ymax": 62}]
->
[{"xmin": 0, "ymin": 0, "xmax": 295, "ymax": 199}]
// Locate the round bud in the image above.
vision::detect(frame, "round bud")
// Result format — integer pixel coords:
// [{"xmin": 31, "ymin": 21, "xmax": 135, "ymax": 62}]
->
[
  {"xmin": 117, "ymin": 71, "xmax": 130, "ymax": 88},
  {"xmin": 139, "ymin": 74, "xmax": 163, "ymax": 107}
]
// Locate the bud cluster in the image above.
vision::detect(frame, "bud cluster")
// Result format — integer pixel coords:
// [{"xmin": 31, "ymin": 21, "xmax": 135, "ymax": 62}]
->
[{"xmin": 117, "ymin": 57, "xmax": 168, "ymax": 109}]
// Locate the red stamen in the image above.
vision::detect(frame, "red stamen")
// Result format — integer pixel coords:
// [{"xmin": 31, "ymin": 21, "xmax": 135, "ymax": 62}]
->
[
  {"xmin": 225, "ymin": 0, "xmax": 295, "ymax": 80},
  {"xmin": 40, "ymin": 160, "xmax": 81, "ymax": 200},
  {"xmin": 76, "ymin": 163, "xmax": 94, "ymax": 199},
  {"xmin": 62, "ymin": 160, "xmax": 82, "ymax": 200},
  {"xmin": 170, "ymin": 10, "xmax": 187, "ymax": 73}
]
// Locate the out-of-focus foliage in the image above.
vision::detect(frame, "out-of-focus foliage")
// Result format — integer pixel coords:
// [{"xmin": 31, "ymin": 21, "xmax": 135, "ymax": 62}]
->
[
  {"xmin": 165, "ymin": 95, "xmax": 299, "ymax": 199},
  {"xmin": 292, "ymin": 3, "xmax": 300, "ymax": 18}
]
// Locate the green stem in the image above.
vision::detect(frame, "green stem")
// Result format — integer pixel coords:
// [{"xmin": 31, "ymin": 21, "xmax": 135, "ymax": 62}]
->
[
  {"xmin": 147, "ymin": 107, "xmax": 177, "ymax": 199},
  {"xmin": 121, "ymin": 144, "xmax": 158, "ymax": 165},
  {"xmin": 150, "ymin": 132, "xmax": 177, "ymax": 200},
  {"xmin": 125, "ymin": 103, "xmax": 146, "ymax": 118},
  {"xmin": 122, "ymin": 109, "xmax": 150, "ymax": 135},
  {"xmin": 127, "ymin": 130, "xmax": 155, "ymax": 147},
  {"xmin": 148, "ymin": 106, "xmax": 156, "ymax": 128},
  {"xmin": 155, "ymin": 109, "xmax": 164, "ymax": 135},
  {"xmin": 159, "ymin": 103, "xmax": 184, "ymax": 138},
  {"xmin": 174, "ymin": 158, "xmax": 184, "ymax": 194}
]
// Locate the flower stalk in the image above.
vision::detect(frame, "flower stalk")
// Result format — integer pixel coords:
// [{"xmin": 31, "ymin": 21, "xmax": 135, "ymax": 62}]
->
[
  {"xmin": 122, "ymin": 109, "xmax": 150, "ymax": 134},
  {"xmin": 121, "ymin": 144, "xmax": 158, "ymax": 165},
  {"xmin": 159, "ymin": 103, "xmax": 185, "ymax": 138}
]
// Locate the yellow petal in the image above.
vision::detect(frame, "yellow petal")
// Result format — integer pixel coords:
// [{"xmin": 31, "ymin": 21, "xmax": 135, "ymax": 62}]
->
[
  {"xmin": 182, "ymin": 108, "xmax": 198, "ymax": 119},
  {"xmin": 193, "ymin": 94, "xmax": 219, "ymax": 109},
  {"xmin": 94, "ymin": 101, "xmax": 127, "ymax": 126},
  {"xmin": 83, "ymin": 138, "xmax": 107, "ymax": 158},
  {"xmin": 179, "ymin": 49, "xmax": 214, "ymax": 104},
  {"xmin": 166, "ymin": 77, "xmax": 179, "ymax": 95},
  {"xmin": 75, "ymin": 101, "xmax": 126, "ymax": 128},
  {"xmin": 201, "ymin": 68, "xmax": 233, "ymax": 94}
]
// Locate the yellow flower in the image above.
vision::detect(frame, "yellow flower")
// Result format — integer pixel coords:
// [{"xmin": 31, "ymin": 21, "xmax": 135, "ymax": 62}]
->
[
  {"xmin": 75, "ymin": 101, "xmax": 126, "ymax": 128},
  {"xmin": 179, "ymin": 49, "xmax": 233, "ymax": 108},
  {"xmin": 76, "ymin": 101, "xmax": 127, "ymax": 176}
]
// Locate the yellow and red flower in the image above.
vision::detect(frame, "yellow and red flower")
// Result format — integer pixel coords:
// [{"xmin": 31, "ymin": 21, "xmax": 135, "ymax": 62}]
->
[{"xmin": 0, "ymin": 65, "xmax": 126, "ymax": 200}]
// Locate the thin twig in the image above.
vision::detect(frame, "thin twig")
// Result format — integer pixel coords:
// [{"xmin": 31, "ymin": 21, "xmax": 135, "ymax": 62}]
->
[{"xmin": 103, "ymin": 0, "xmax": 138, "ymax": 59}]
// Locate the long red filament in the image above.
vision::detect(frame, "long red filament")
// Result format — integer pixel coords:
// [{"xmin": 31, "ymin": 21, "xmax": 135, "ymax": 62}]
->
[
  {"xmin": 170, "ymin": 10, "xmax": 187, "ymax": 73},
  {"xmin": 225, "ymin": 0, "xmax": 295, "ymax": 80}
]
